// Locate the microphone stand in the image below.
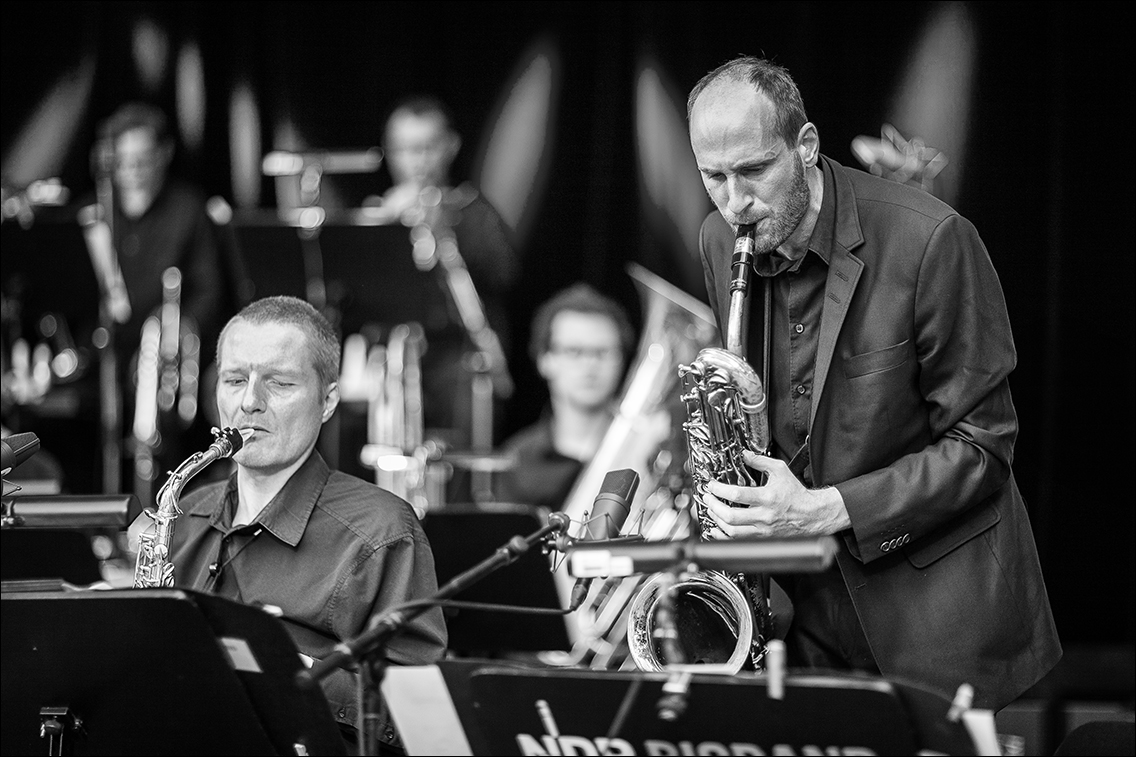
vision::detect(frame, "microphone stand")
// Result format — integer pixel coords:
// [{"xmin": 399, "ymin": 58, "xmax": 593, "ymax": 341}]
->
[
  {"xmin": 655, "ymin": 500, "xmax": 698, "ymax": 722},
  {"xmin": 83, "ymin": 140, "xmax": 125, "ymax": 494},
  {"xmin": 299, "ymin": 512, "xmax": 570, "ymax": 755}
]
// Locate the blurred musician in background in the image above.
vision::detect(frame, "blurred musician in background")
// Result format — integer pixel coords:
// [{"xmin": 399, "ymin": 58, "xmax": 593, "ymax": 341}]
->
[
  {"xmin": 94, "ymin": 101, "xmax": 230, "ymax": 385},
  {"xmin": 85, "ymin": 102, "xmax": 241, "ymax": 492},
  {"xmin": 364, "ymin": 95, "xmax": 518, "ymax": 449},
  {"xmin": 498, "ymin": 284, "xmax": 635, "ymax": 510},
  {"xmin": 156, "ymin": 296, "xmax": 446, "ymax": 753}
]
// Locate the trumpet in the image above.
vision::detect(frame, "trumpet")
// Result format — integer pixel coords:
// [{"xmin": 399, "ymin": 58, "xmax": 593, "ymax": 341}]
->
[{"xmin": 132, "ymin": 266, "xmax": 201, "ymax": 505}]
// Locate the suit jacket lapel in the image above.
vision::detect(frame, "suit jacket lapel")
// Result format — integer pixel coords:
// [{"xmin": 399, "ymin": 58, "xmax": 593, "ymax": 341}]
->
[
  {"xmin": 812, "ymin": 248, "xmax": 862, "ymax": 430},
  {"xmin": 811, "ymin": 157, "xmax": 866, "ymax": 430}
]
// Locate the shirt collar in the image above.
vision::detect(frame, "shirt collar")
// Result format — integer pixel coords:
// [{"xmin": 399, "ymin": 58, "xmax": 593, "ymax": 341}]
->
[
  {"xmin": 753, "ymin": 159, "xmax": 836, "ymax": 277},
  {"xmin": 196, "ymin": 451, "xmax": 330, "ymax": 547}
]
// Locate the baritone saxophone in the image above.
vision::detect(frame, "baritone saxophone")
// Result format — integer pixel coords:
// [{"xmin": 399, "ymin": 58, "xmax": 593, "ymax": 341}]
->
[{"xmin": 626, "ymin": 222, "xmax": 774, "ymax": 672}]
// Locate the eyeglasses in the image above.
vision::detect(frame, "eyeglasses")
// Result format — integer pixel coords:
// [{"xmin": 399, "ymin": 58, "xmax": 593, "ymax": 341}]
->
[{"xmin": 549, "ymin": 345, "xmax": 620, "ymax": 362}]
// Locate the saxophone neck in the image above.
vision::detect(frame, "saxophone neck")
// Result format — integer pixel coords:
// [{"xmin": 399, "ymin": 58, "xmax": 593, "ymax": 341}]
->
[{"xmin": 726, "ymin": 224, "xmax": 757, "ymax": 356}]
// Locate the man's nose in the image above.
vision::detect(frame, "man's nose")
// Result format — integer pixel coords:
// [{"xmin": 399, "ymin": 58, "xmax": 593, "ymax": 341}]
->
[
  {"xmin": 239, "ymin": 381, "xmax": 266, "ymax": 412},
  {"xmin": 725, "ymin": 176, "xmax": 753, "ymax": 216}
]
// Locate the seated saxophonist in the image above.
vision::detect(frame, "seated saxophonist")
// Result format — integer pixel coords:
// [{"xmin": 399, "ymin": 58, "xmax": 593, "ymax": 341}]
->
[
  {"xmin": 136, "ymin": 296, "xmax": 447, "ymax": 753},
  {"xmin": 685, "ymin": 56, "xmax": 1059, "ymax": 711}
]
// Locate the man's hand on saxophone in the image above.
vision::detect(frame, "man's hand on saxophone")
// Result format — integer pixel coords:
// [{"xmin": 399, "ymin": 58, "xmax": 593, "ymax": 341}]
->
[{"xmin": 701, "ymin": 450, "xmax": 851, "ymax": 538}]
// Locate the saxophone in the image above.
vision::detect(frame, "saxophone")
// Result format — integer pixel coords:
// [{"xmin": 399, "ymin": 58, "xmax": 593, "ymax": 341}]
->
[
  {"xmin": 626, "ymin": 223, "xmax": 774, "ymax": 672},
  {"xmin": 133, "ymin": 426, "xmax": 246, "ymax": 588}
]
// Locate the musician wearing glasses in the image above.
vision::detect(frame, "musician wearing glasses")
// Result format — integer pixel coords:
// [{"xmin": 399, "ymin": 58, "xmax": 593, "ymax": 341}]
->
[
  {"xmin": 145, "ymin": 296, "xmax": 447, "ymax": 752},
  {"xmin": 686, "ymin": 56, "xmax": 1060, "ymax": 710},
  {"xmin": 498, "ymin": 284, "xmax": 635, "ymax": 511}
]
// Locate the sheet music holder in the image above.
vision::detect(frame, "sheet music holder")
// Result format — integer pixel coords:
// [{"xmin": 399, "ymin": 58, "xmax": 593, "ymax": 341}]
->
[
  {"xmin": 1, "ymin": 530, "xmax": 103, "ymax": 586},
  {"xmin": 421, "ymin": 503, "xmax": 570, "ymax": 655},
  {"xmin": 0, "ymin": 207, "xmax": 101, "ymax": 341},
  {"xmin": 383, "ymin": 660, "xmax": 981, "ymax": 756},
  {"xmin": 229, "ymin": 211, "xmax": 451, "ymax": 338},
  {"xmin": 1, "ymin": 588, "xmax": 345, "ymax": 756}
]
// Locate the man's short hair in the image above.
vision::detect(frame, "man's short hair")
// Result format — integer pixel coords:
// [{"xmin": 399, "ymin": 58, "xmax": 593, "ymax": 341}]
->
[
  {"xmin": 529, "ymin": 283, "xmax": 635, "ymax": 363},
  {"xmin": 101, "ymin": 101, "xmax": 172, "ymax": 145},
  {"xmin": 217, "ymin": 296, "xmax": 341, "ymax": 387},
  {"xmin": 384, "ymin": 94, "xmax": 457, "ymax": 136},
  {"xmin": 687, "ymin": 56, "xmax": 808, "ymax": 147}
]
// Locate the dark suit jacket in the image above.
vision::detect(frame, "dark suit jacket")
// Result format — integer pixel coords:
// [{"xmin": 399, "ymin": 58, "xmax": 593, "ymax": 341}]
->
[{"xmin": 698, "ymin": 155, "xmax": 1061, "ymax": 709}]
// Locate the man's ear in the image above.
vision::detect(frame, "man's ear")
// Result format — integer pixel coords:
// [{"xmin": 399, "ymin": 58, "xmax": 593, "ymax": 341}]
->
[
  {"xmin": 797, "ymin": 122, "xmax": 820, "ymax": 168},
  {"xmin": 536, "ymin": 352, "xmax": 553, "ymax": 380},
  {"xmin": 322, "ymin": 382, "xmax": 341, "ymax": 424},
  {"xmin": 445, "ymin": 132, "xmax": 462, "ymax": 163}
]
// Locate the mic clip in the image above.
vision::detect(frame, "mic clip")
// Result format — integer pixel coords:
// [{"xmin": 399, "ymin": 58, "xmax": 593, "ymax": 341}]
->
[{"xmin": 554, "ymin": 533, "xmax": 644, "ymax": 554}]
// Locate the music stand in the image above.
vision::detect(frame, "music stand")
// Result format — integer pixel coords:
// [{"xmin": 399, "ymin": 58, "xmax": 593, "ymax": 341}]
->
[
  {"xmin": 0, "ymin": 530, "xmax": 102, "ymax": 587},
  {"xmin": 382, "ymin": 660, "xmax": 980, "ymax": 756},
  {"xmin": 421, "ymin": 503, "xmax": 570, "ymax": 655},
  {"xmin": 1, "ymin": 588, "xmax": 345, "ymax": 756},
  {"xmin": 0, "ymin": 209, "xmax": 101, "ymax": 339},
  {"xmin": 230, "ymin": 213, "xmax": 445, "ymax": 336},
  {"xmin": 1, "ymin": 494, "xmax": 137, "ymax": 590},
  {"xmin": 227, "ymin": 213, "xmax": 309, "ymax": 303}
]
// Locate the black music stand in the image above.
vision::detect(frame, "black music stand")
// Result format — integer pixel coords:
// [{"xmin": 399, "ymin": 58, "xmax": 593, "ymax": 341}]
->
[
  {"xmin": 226, "ymin": 214, "xmax": 309, "ymax": 302},
  {"xmin": 1, "ymin": 494, "xmax": 136, "ymax": 589},
  {"xmin": 1, "ymin": 588, "xmax": 346, "ymax": 756},
  {"xmin": 421, "ymin": 503, "xmax": 570, "ymax": 655},
  {"xmin": 229, "ymin": 214, "xmax": 445, "ymax": 337},
  {"xmin": 0, "ymin": 208, "xmax": 101, "ymax": 340},
  {"xmin": 383, "ymin": 660, "xmax": 980, "ymax": 756}
]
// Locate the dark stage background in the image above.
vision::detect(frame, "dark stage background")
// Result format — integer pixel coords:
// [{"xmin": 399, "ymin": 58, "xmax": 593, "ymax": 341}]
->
[{"xmin": 2, "ymin": 0, "xmax": 1133, "ymax": 667}]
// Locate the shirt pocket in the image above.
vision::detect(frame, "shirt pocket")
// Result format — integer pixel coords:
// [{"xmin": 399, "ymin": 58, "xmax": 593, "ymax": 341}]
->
[{"xmin": 843, "ymin": 339, "xmax": 912, "ymax": 379}]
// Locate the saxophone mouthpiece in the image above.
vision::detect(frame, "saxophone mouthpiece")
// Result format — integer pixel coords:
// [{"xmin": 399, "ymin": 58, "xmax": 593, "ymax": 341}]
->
[{"xmin": 210, "ymin": 426, "xmax": 249, "ymax": 457}]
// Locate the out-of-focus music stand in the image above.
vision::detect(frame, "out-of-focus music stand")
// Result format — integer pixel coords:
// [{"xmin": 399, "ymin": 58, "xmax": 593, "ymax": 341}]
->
[
  {"xmin": 0, "ymin": 208, "xmax": 101, "ymax": 341},
  {"xmin": 0, "ymin": 588, "xmax": 345, "ymax": 756},
  {"xmin": 382, "ymin": 660, "xmax": 981, "ymax": 756},
  {"xmin": 421, "ymin": 503, "xmax": 570, "ymax": 655},
  {"xmin": 229, "ymin": 211, "xmax": 445, "ymax": 337},
  {"xmin": 1, "ymin": 494, "xmax": 136, "ymax": 589}
]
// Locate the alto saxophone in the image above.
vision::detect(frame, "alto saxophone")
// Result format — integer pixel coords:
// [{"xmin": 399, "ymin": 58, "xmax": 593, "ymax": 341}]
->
[
  {"xmin": 133, "ymin": 427, "xmax": 246, "ymax": 588},
  {"xmin": 627, "ymin": 223, "xmax": 774, "ymax": 672}
]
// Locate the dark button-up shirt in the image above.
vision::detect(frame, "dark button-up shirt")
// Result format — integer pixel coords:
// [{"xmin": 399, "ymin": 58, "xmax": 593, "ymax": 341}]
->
[
  {"xmin": 752, "ymin": 161, "xmax": 837, "ymax": 486},
  {"xmin": 498, "ymin": 410, "xmax": 585, "ymax": 511},
  {"xmin": 170, "ymin": 451, "xmax": 448, "ymax": 735}
]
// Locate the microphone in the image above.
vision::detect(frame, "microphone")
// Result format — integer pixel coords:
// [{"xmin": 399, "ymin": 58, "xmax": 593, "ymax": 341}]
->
[
  {"xmin": 567, "ymin": 469, "xmax": 639, "ymax": 611},
  {"xmin": 1, "ymin": 432, "xmax": 40, "ymax": 477}
]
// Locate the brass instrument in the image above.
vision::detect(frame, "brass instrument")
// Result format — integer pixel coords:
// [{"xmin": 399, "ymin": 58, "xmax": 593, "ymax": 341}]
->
[
  {"xmin": 551, "ymin": 263, "xmax": 718, "ymax": 666},
  {"xmin": 133, "ymin": 426, "xmax": 245, "ymax": 587},
  {"xmin": 359, "ymin": 324, "xmax": 444, "ymax": 518},
  {"xmin": 626, "ymin": 223, "xmax": 773, "ymax": 672},
  {"xmin": 132, "ymin": 267, "xmax": 201, "ymax": 504}
]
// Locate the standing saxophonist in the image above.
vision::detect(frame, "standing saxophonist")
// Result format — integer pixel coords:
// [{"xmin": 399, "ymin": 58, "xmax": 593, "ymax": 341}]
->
[
  {"xmin": 685, "ymin": 56, "xmax": 1059, "ymax": 711},
  {"xmin": 140, "ymin": 296, "xmax": 447, "ymax": 753}
]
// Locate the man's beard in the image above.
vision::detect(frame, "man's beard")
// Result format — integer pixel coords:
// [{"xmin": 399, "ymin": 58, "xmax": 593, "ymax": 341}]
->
[{"xmin": 754, "ymin": 155, "xmax": 810, "ymax": 254}]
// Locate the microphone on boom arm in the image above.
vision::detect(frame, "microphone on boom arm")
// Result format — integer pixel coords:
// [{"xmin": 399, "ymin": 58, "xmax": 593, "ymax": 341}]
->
[{"xmin": 565, "ymin": 468, "xmax": 640, "ymax": 611}]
